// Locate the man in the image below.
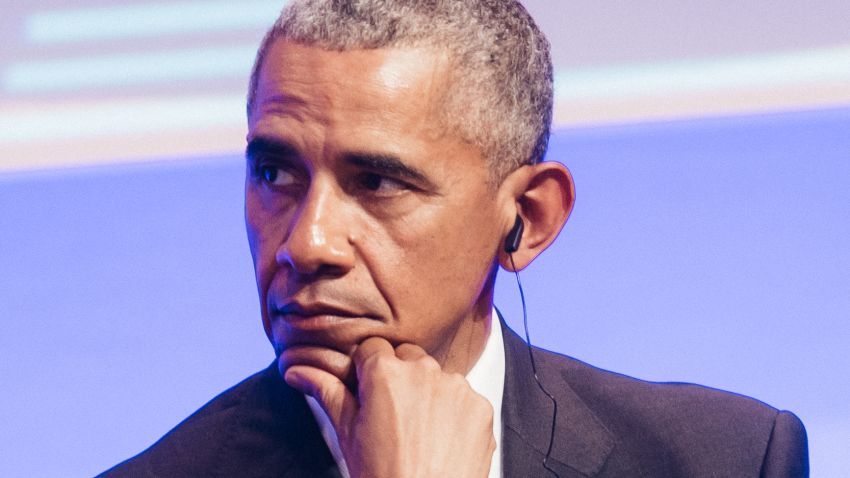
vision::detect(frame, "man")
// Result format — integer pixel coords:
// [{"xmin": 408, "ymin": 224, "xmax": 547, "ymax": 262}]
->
[{"xmin": 100, "ymin": 1, "xmax": 808, "ymax": 477}]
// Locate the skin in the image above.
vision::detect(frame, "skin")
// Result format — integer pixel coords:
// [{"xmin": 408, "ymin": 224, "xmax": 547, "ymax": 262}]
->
[{"xmin": 245, "ymin": 39, "xmax": 575, "ymax": 477}]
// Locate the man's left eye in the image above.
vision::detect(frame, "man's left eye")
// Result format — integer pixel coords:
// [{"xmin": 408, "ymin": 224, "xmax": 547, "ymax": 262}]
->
[{"xmin": 359, "ymin": 173, "xmax": 409, "ymax": 195}]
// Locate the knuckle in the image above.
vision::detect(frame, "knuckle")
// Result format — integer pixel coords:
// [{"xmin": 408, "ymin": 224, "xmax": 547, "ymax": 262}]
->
[
  {"xmin": 416, "ymin": 355, "xmax": 441, "ymax": 373},
  {"xmin": 438, "ymin": 372, "xmax": 467, "ymax": 392},
  {"xmin": 468, "ymin": 392, "xmax": 494, "ymax": 420}
]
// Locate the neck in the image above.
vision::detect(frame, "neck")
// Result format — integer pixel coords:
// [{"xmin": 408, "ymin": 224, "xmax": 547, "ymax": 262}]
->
[{"xmin": 437, "ymin": 286, "xmax": 495, "ymax": 376}]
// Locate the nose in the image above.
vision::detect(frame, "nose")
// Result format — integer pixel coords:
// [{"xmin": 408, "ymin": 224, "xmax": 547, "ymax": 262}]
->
[{"xmin": 275, "ymin": 179, "xmax": 355, "ymax": 277}]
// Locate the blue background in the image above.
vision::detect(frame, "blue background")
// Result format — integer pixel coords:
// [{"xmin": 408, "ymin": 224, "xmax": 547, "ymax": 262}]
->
[{"xmin": 1, "ymin": 106, "xmax": 848, "ymax": 476}]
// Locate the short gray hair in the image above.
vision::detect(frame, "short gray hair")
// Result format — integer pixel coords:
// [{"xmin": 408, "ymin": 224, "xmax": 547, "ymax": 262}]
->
[{"xmin": 247, "ymin": 0, "xmax": 553, "ymax": 181}]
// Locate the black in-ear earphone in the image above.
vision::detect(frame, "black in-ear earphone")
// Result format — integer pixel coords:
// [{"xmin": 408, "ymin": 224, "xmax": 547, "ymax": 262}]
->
[
  {"xmin": 504, "ymin": 215, "xmax": 560, "ymax": 478},
  {"xmin": 504, "ymin": 215, "xmax": 525, "ymax": 254}
]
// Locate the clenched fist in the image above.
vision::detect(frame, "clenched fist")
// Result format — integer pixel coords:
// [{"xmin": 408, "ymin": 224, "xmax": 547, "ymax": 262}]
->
[{"xmin": 283, "ymin": 336, "xmax": 497, "ymax": 478}]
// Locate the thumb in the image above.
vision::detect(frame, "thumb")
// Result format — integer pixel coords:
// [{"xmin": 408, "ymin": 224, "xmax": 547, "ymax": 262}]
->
[{"xmin": 285, "ymin": 365, "xmax": 358, "ymax": 432}]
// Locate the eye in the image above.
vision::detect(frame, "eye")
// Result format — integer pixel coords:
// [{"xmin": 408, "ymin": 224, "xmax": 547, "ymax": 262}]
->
[
  {"xmin": 359, "ymin": 172, "xmax": 410, "ymax": 196},
  {"xmin": 258, "ymin": 164, "xmax": 297, "ymax": 187}
]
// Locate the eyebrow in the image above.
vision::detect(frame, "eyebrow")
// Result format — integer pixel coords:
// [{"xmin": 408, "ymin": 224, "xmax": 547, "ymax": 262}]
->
[
  {"xmin": 343, "ymin": 152, "xmax": 435, "ymax": 190},
  {"xmin": 245, "ymin": 137, "xmax": 297, "ymax": 162},
  {"xmin": 246, "ymin": 137, "xmax": 437, "ymax": 190}
]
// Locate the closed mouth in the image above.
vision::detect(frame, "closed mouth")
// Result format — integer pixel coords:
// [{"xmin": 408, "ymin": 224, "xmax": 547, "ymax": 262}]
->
[
  {"xmin": 271, "ymin": 301, "xmax": 364, "ymax": 320},
  {"xmin": 268, "ymin": 301, "xmax": 385, "ymax": 354}
]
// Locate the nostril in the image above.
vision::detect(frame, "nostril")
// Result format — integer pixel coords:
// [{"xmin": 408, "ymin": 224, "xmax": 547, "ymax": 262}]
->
[{"xmin": 275, "ymin": 227, "xmax": 354, "ymax": 276}]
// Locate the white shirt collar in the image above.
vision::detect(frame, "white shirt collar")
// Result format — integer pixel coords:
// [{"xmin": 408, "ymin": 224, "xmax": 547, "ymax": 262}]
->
[{"xmin": 306, "ymin": 308, "xmax": 506, "ymax": 478}]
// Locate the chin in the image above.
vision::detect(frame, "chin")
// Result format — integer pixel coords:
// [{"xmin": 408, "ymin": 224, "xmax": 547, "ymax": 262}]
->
[{"xmin": 277, "ymin": 343, "xmax": 357, "ymax": 389}]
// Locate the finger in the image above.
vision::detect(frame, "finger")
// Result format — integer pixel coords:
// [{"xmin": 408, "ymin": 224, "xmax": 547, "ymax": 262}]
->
[
  {"xmin": 352, "ymin": 337, "xmax": 396, "ymax": 388},
  {"xmin": 279, "ymin": 345, "xmax": 356, "ymax": 391},
  {"xmin": 285, "ymin": 365, "xmax": 358, "ymax": 433},
  {"xmin": 394, "ymin": 343, "xmax": 429, "ymax": 361},
  {"xmin": 352, "ymin": 336, "xmax": 395, "ymax": 368}
]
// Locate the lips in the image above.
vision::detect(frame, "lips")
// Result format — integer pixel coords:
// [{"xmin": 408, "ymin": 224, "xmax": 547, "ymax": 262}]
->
[
  {"xmin": 273, "ymin": 301, "xmax": 363, "ymax": 320},
  {"xmin": 268, "ymin": 300, "xmax": 382, "ymax": 352}
]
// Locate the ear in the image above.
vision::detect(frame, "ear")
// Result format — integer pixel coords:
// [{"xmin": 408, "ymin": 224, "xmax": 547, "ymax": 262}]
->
[{"xmin": 498, "ymin": 161, "xmax": 575, "ymax": 271}]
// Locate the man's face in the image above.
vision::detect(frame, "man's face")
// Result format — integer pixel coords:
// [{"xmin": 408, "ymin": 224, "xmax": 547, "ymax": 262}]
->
[{"xmin": 246, "ymin": 40, "xmax": 506, "ymax": 377}]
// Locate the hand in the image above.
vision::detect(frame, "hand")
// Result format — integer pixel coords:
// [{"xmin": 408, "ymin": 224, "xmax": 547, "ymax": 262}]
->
[{"xmin": 283, "ymin": 337, "xmax": 496, "ymax": 478}]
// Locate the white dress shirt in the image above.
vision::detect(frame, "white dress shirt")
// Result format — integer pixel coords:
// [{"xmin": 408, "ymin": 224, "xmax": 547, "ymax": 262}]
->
[{"xmin": 306, "ymin": 310, "xmax": 506, "ymax": 478}]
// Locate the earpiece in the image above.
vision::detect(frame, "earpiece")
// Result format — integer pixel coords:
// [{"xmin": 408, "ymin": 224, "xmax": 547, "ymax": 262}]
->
[{"xmin": 504, "ymin": 215, "xmax": 524, "ymax": 254}]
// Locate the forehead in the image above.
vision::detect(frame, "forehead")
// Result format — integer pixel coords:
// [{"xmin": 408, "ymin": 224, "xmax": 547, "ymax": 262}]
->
[{"xmin": 251, "ymin": 40, "xmax": 451, "ymax": 132}]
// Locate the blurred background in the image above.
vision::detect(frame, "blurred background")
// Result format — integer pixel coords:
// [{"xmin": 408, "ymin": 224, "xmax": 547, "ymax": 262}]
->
[{"xmin": 1, "ymin": 1, "xmax": 848, "ymax": 476}]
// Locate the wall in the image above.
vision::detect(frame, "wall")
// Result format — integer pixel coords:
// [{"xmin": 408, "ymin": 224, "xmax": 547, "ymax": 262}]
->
[{"xmin": 2, "ymin": 107, "xmax": 848, "ymax": 476}]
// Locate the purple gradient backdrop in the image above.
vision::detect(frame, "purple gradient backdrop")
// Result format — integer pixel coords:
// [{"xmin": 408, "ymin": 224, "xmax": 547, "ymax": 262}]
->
[{"xmin": 1, "ymin": 107, "xmax": 849, "ymax": 476}]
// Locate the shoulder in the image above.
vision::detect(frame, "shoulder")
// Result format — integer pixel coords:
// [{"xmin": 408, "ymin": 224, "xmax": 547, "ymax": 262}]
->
[
  {"xmin": 96, "ymin": 363, "xmax": 295, "ymax": 477},
  {"xmin": 536, "ymin": 348, "xmax": 808, "ymax": 476},
  {"xmin": 539, "ymin": 347, "xmax": 778, "ymax": 428}
]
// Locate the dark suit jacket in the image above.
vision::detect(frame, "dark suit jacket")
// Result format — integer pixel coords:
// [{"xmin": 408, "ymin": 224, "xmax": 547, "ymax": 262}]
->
[{"xmin": 99, "ymin": 324, "xmax": 808, "ymax": 477}]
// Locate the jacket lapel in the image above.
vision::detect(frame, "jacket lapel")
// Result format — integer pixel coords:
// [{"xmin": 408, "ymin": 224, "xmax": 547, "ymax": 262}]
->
[
  {"xmin": 274, "ymin": 384, "xmax": 343, "ymax": 478},
  {"xmin": 213, "ymin": 363, "xmax": 342, "ymax": 478},
  {"xmin": 500, "ymin": 321, "xmax": 615, "ymax": 478}
]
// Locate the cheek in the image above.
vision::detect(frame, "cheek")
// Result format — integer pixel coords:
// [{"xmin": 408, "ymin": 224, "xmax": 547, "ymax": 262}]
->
[
  {"xmin": 427, "ymin": 221, "xmax": 498, "ymax": 296},
  {"xmin": 245, "ymin": 187, "xmax": 290, "ymax": 287},
  {"xmin": 375, "ymin": 199, "xmax": 500, "ymax": 325},
  {"xmin": 245, "ymin": 188, "xmax": 273, "ymax": 338},
  {"xmin": 245, "ymin": 190, "xmax": 266, "ymax": 264}
]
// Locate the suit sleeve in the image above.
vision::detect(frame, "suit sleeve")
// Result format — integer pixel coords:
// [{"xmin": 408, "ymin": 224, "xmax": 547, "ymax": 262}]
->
[{"xmin": 759, "ymin": 410, "xmax": 809, "ymax": 478}]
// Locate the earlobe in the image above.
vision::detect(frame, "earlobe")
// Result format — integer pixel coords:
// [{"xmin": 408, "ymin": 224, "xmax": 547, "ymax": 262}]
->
[{"xmin": 498, "ymin": 162, "xmax": 575, "ymax": 271}]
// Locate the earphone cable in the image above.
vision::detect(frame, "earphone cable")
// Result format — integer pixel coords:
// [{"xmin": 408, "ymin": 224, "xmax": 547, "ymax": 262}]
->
[{"xmin": 509, "ymin": 253, "xmax": 560, "ymax": 478}]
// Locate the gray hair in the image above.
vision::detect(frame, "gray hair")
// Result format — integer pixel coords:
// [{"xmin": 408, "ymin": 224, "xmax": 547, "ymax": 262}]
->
[{"xmin": 247, "ymin": 0, "xmax": 553, "ymax": 181}]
